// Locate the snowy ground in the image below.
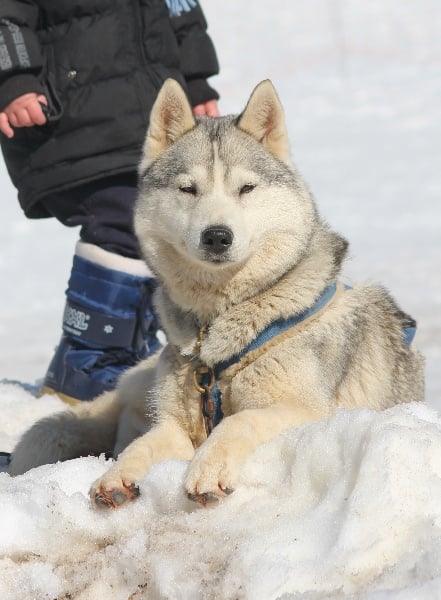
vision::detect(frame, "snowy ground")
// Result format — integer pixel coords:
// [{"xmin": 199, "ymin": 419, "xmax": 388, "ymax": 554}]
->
[{"xmin": 1, "ymin": 1, "xmax": 440, "ymax": 598}]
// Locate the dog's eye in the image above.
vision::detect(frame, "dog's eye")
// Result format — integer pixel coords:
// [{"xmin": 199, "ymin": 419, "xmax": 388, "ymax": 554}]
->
[
  {"xmin": 179, "ymin": 185, "xmax": 197, "ymax": 195},
  {"xmin": 239, "ymin": 184, "xmax": 256, "ymax": 195}
]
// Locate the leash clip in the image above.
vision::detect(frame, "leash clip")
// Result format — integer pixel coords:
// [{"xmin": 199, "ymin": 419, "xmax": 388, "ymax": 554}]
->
[
  {"xmin": 193, "ymin": 364, "xmax": 216, "ymax": 436},
  {"xmin": 193, "ymin": 364, "xmax": 215, "ymax": 393},
  {"xmin": 192, "ymin": 325, "xmax": 220, "ymax": 436}
]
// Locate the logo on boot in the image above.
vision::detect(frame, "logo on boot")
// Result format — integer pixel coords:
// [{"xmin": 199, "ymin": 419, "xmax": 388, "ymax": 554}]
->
[{"xmin": 63, "ymin": 304, "xmax": 90, "ymax": 335}]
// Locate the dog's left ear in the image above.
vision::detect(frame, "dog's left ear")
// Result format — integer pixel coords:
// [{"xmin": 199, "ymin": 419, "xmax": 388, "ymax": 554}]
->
[
  {"xmin": 237, "ymin": 80, "xmax": 291, "ymax": 164},
  {"xmin": 140, "ymin": 78, "xmax": 196, "ymax": 171}
]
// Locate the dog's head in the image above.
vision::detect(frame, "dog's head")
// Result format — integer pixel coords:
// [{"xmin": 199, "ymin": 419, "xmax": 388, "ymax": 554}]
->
[{"xmin": 135, "ymin": 80, "xmax": 318, "ymax": 309}]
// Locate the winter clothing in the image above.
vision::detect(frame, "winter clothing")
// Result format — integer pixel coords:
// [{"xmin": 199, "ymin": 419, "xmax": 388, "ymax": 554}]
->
[
  {"xmin": 43, "ymin": 179, "xmax": 142, "ymax": 258},
  {"xmin": 0, "ymin": 0, "xmax": 219, "ymax": 402},
  {"xmin": 0, "ymin": 0, "xmax": 219, "ymax": 219},
  {"xmin": 41, "ymin": 242, "xmax": 161, "ymax": 403}
]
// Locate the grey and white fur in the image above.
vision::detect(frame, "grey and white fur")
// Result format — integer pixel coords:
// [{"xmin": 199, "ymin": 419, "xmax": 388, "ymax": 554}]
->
[{"xmin": 10, "ymin": 80, "xmax": 424, "ymax": 508}]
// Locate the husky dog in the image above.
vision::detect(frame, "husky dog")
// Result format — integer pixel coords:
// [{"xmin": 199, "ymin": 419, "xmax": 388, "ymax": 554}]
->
[{"xmin": 10, "ymin": 80, "xmax": 424, "ymax": 507}]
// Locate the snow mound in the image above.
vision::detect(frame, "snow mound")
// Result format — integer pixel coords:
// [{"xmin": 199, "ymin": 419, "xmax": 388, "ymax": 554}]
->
[{"xmin": 1, "ymin": 386, "xmax": 441, "ymax": 599}]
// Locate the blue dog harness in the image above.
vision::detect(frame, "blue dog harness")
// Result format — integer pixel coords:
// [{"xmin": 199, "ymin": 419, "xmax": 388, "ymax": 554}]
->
[{"xmin": 192, "ymin": 282, "xmax": 416, "ymax": 436}]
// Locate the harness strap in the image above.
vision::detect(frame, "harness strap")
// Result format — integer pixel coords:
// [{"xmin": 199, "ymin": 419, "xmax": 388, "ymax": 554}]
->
[
  {"xmin": 194, "ymin": 281, "xmax": 417, "ymax": 432},
  {"xmin": 403, "ymin": 325, "xmax": 416, "ymax": 346},
  {"xmin": 214, "ymin": 282, "xmax": 339, "ymax": 378},
  {"xmin": 206, "ymin": 282, "xmax": 340, "ymax": 429}
]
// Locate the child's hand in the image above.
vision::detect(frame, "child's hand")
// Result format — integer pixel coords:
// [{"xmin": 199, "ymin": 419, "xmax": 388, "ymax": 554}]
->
[
  {"xmin": 193, "ymin": 99, "xmax": 219, "ymax": 117},
  {"xmin": 0, "ymin": 93, "xmax": 48, "ymax": 138}
]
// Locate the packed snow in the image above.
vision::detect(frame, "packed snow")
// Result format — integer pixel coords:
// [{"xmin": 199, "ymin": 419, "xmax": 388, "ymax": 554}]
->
[{"xmin": 1, "ymin": 1, "xmax": 440, "ymax": 598}]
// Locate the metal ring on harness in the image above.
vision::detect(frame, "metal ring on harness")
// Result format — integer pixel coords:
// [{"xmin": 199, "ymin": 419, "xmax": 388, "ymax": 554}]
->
[{"xmin": 193, "ymin": 365, "xmax": 215, "ymax": 393}]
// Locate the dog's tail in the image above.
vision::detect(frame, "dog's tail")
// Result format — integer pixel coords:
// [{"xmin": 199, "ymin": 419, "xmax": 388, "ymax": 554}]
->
[{"xmin": 9, "ymin": 389, "xmax": 122, "ymax": 476}]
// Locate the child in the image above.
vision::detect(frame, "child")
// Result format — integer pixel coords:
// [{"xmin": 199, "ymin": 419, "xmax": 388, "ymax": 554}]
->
[{"xmin": 0, "ymin": 0, "xmax": 220, "ymax": 403}]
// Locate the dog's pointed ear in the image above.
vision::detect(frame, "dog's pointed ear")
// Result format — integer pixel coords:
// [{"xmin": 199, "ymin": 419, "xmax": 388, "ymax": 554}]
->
[
  {"xmin": 140, "ymin": 79, "xmax": 196, "ymax": 169},
  {"xmin": 237, "ymin": 80, "xmax": 291, "ymax": 164}
]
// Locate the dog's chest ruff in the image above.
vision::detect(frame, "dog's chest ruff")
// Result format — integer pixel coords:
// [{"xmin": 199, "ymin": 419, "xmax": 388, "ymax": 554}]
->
[
  {"xmin": 185, "ymin": 282, "xmax": 343, "ymax": 436},
  {"xmin": 182, "ymin": 281, "xmax": 418, "ymax": 437}
]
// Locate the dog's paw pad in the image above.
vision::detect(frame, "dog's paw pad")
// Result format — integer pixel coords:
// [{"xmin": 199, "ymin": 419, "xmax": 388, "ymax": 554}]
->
[
  {"xmin": 93, "ymin": 494, "xmax": 109, "ymax": 509},
  {"xmin": 92, "ymin": 481, "xmax": 140, "ymax": 510},
  {"xmin": 187, "ymin": 483, "xmax": 235, "ymax": 506},
  {"xmin": 187, "ymin": 491, "xmax": 219, "ymax": 506},
  {"xmin": 112, "ymin": 484, "xmax": 140, "ymax": 505}
]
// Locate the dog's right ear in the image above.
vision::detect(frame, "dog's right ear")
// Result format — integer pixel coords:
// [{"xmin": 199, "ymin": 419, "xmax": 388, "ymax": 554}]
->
[
  {"xmin": 140, "ymin": 79, "xmax": 196, "ymax": 170},
  {"xmin": 237, "ymin": 80, "xmax": 291, "ymax": 165}
]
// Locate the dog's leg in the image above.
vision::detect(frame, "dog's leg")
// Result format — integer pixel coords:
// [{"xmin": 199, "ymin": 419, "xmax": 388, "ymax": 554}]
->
[
  {"xmin": 185, "ymin": 404, "xmax": 322, "ymax": 505},
  {"xmin": 9, "ymin": 390, "xmax": 121, "ymax": 476},
  {"xmin": 90, "ymin": 419, "xmax": 195, "ymax": 509}
]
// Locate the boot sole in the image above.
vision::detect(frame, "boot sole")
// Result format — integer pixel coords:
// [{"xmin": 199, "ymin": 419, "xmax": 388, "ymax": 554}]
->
[{"xmin": 39, "ymin": 385, "xmax": 83, "ymax": 406}]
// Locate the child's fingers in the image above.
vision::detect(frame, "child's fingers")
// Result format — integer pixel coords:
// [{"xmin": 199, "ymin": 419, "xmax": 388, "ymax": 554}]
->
[
  {"xmin": 27, "ymin": 99, "xmax": 47, "ymax": 125},
  {"xmin": 0, "ymin": 112, "xmax": 14, "ymax": 138},
  {"xmin": 204, "ymin": 100, "xmax": 220, "ymax": 117},
  {"xmin": 192, "ymin": 100, "xmax": 220, "ymax": 117},
  {"xmin": 192, "ymin": 104, "xmax": 206, "ymax": 116},
  {"xmin": 7, "ymin": 111, "xmax": 19, "ymax": 128},
  {"xmin": 3, "ymin": 95, "xmax": 49, "ymax": 130},
  {"xmin": 15, "ymin": 108, "xmax": 34, "ymax": 127}
]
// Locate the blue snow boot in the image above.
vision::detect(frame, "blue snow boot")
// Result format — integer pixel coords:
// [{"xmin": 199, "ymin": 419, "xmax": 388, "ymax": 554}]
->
[{"xmin": 41, "ymin": 244, "xmax": 162, "ymax": 404}]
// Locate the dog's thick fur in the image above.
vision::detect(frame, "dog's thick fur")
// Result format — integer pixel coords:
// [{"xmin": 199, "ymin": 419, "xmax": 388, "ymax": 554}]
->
[{"xmin": 10, "ymin": 80, "xmax": 424, "ymax": 507}]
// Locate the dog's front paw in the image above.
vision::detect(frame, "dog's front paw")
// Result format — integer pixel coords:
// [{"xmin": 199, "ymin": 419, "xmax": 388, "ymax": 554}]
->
[
  {"xmin": 90, "ymin": 471, "xmax": 140, "ymax": 509},
  {"xmin": 184, "ymin": 439, "xmax": 240, "ymax": 506}
]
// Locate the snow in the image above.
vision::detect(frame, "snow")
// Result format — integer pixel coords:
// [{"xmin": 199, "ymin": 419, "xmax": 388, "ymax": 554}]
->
[
  {"xmin": 2, "ymin": 402, "xmax": 441, "ymax": 598},
  {"xmin": 0, "ymin": 1, "xmax": 440, "ymax": 598}
]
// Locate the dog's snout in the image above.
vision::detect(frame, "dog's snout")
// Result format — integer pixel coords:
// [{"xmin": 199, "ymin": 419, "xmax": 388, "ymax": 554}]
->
[{"xmin": 201, "ymin": 226, "xmax": 234, "ymax": 255}]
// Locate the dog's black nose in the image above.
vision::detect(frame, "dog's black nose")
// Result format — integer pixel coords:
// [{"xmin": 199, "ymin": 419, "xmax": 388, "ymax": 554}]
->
[{"xmin": 201, "ymin": 226, "xmax": 234, "ymax": 254}]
